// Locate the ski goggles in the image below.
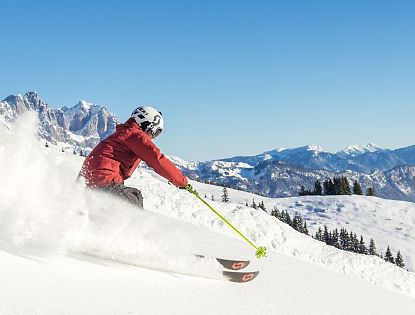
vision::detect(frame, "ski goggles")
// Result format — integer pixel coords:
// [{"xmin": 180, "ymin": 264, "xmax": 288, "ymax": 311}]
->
[{"xmin": 151, "ymin": 127, "xmax": 163, "ymax": 138}]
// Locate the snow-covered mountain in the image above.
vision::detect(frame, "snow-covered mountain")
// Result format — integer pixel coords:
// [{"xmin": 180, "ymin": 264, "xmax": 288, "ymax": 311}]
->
[
  {"xmin": 337, "ymin": 143, "xmax": 385, "ymax": 156},
  {"xmin": 1, "ymin": 92, "xmax": 414, "ymax": 202},
  {"xmin": 1, "ymin": 115, "xmax": 415, "ymax": 314},
  {"xmin": 178, "ymin": 158, "xmax": 415, "ymax": 202},
  {"xmin": 219, "ymin": 143, "xmax": 415, "ymax": 174},
  {"xmin": 0, "ymin": 92, "xmax": 118, "ymax": 151}
]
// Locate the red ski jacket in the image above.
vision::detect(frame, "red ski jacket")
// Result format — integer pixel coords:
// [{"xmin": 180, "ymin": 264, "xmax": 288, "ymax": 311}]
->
[{"xmin": 79, "ymin": 118, "xmax": 188, "ymax": 188}]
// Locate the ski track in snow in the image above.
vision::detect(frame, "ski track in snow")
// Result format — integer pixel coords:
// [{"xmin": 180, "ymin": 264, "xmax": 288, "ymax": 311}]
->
[{"xmin": 1, "ymin": 113, "xmax": 415, "ymax": 314}]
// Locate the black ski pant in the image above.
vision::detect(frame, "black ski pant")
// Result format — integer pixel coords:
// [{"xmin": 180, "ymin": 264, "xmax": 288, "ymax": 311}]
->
[{"xmin": 101, "ymin": 183, "xmax": 144, "ymax": 208}]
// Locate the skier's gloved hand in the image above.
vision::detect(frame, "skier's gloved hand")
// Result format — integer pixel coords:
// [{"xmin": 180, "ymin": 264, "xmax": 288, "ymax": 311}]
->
[{"xmin": 181, "ymin": 183, "xmax": 193, "ymax": 192}]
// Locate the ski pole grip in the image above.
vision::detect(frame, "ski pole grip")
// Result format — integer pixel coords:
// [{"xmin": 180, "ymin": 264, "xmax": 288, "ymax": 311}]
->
[{"xmin": 185, "ymin": 184, "xmax": 195, "ymax": 194}]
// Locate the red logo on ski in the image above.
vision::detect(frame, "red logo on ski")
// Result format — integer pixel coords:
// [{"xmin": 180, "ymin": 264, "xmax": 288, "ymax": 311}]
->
[
  {"xmin": 241, "ymin": 273, "xmax": 256, "ymax": 282},
  {"xmin": 231, "ymin": 262, "xmax": 246, "ymax": 270}
]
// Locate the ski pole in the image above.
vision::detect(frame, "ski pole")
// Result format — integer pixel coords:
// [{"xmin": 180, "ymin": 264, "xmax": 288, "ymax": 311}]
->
[{"xmin": 185, "ymin": 184, "xmax": 267, "ymax": 259}]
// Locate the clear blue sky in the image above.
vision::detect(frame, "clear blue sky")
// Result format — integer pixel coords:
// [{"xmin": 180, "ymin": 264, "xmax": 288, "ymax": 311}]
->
[{"xmin": 1, "ymin": 0, "xmax": 414, "ymax": 161}]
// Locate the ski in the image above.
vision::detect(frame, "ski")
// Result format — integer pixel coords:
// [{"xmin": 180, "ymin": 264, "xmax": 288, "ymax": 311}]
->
[
  {"xmin": 195, "ymin": 255, "xmax": 250, "ymax": 271},
  {"xmin": 222, "ymin": 270, "xmax": 259, "ymax": 283},
  {"xmin": 216, "ymin": 257, "xmax": 250, "ymax": 271}
]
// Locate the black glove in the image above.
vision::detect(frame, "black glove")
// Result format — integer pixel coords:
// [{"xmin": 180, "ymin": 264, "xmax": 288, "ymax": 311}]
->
[{"xmin": 180, "ymin": 183, "xmax": 193, "ymax": 192}]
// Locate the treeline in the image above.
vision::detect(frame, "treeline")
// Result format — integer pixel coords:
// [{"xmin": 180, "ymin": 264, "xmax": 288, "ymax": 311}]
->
[
  {"xmin": 313, "ymin": 225, "xmax": 405, "ymax": 269},
  {"xmin": 299, "ymin": 177, "xmax": 375, "ymax": 197},
  {"xmin": 245, "ymin": 198, "xmax": 267, "ymax": 211},
  {"xmin": 270, "ymin": 207, "xmax": 309, "ymax": 236}
]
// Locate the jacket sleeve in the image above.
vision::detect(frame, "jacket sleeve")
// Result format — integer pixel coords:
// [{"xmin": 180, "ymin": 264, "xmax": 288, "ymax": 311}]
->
[
  {"xmin": 124, "ymin": 158, "xmax": 141, "ymax": 180},
  {"xmin": 124, "ymin": 131, "xmax": 188, "ymax": 188}
]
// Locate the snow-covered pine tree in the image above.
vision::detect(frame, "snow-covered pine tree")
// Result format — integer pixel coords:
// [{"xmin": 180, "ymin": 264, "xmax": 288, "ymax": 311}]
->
[
  {"xmin": 323, "ymin": 225, "xmax": 330, "ymax": 244},
  {"xmin": 332, "ymin": 229, "xmax": 340, "ymax": 248},
  {"xmin": 271, "ymin": 206, "xmax": 280, "ymax": 219},
  {"xmin": 384, "ymin": 246, "xmax": 395, "ymax": 263},
  {"xmin": 315, "ymin": 227, "xmax": 323, "ymax": 241},
  {"xmin": 303, "ymin": 221, "xmax": 309, "ymax": 235},
  {"xmin": 339, "ymin": 228, "xmax": 349, "ymax": 251},
  {"xmin": 395, "ymin": 251, "xmax": 405, "ymax": 268},
  {"xmin": 221, "ymin": 187, "xmax": 229, "ymax": 203},
  {"xmin": 292, "ymin": 213, "xmax": 303, "ymax": 232},
  {"xmin": 368, "ymin": 238, "xmax": 377, "ymax": 256},
  {"xmin": 283, "ymin": 210, "xmax": 292, "ymax": 226},
  {"xmin": 358, "ymin": 235, "xmax": 368, "ymax": 254},
  {"xmin": 350, "ymin": 232, "xmax": 359, "ymax": 253}
]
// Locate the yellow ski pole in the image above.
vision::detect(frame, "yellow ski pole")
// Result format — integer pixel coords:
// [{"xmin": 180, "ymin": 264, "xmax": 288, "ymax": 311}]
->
[{"xmin": 186, "ymin": 184, "xmax": 267, "ymax": 258}]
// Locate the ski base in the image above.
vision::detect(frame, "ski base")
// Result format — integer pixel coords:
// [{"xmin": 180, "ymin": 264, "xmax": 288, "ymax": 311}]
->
[{"xmin": 222, "ymin": 270, "xmax": 259, "ymax": 283}]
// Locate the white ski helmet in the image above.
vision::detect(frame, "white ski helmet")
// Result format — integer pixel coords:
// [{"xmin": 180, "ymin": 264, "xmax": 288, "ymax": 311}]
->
[{"xmin": 131, "ymin": 106, "xmax": 164, "ymax": 138}]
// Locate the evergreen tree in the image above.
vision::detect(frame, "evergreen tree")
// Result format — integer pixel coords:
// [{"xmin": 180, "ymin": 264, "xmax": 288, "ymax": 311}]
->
[
  {"xmin": 333, "ymin": 177, "xmax": 342, "ymax": 195},
  {"xmin": 323, "ymin": 180, "xmax": 329, "ymax": 195},
  {"xmin": 303, "ymin": 221, "xmax": 309, "ymax": 235},
  {"xmin": 73, "ymin": 148, "xmax": 77, "ymax": 155},
  {"xmin": 340, "ymin": 177, "xmax": 351, "ymax": 195},
  {"xmin": 331, "ymin": 229, "xmax": 340, "ymax": 248},
  {"xmin": 271, "ymin": 206, "xmax": 280, "ymax": 219},
  {"xmin": 258, "ymin": 201, "xmax": 266, "ymax": 211},
  {"xmin": 384, "ymin": 246, "xmax": 395, "ymax": 263},
  {"xmin": 315, "ymin": 227, "xmax": 323, "ymax": 241},
  {"xmin": 245, "ymin": 202, "xmax": 249, "ymax": 207},
  {"xmin": 61, "ymin": 147, "xmax": 65, "ymax": 153},
  {"xmin": 368, "ymin": 238, "xmax": 377, "ymax": 256},
  {"xmin": 283, "ymin": 210, "xmax": 292, "ymax": 226},
  {"xmin": 395, "ymin": 251, "xmax": 405, "ymax": 268},
  {"xmin": 292, "ymin": 213, "xmax": 303, "ymax": 232},
  {"xmin": 324, "ymin": 179, "xmax": 335, "ymax": 195},
  {"xmin": 221, "ymin": 187, "xmax": 229, "ymax": 203},
  {"xmin": 350, "ymin": 232, "xmax": 359, "ymax": 253},
  {"xmin": 45, "ymin": 142, "xmax": 49, "ymax": 148},
  {"xmin": 353, "ymin": 180, "xmax": 363, "ymax": 195},
  {"xmin": 339, "ymin": 228, "xmax": 349, "ymax": 251},
  {"xmin": 358, "ymin": 235, "xmax": 367, "ymax": 254},
  {"xmin": 323, "ymin": 225, "xmax": 330, "ymax": 244},
  {"xmin": 327, "ymin": 231, "xmax": 333, "ymax": 246},
  {"xmin": 211, "ymin": 194, "xmax": 215, "ymax": 201},
  {"xmin": 314, "ymin": 180, "xmax": 323, "ymax": 195},
  {"xmin": 251, "ymin": 199, "xmax": 257, "ymax": 209},
  {"xmin": 299, "ymin": 185, "xmax": 306, "ymax": 196},
  {"xmin": 367, "ymin": 187, "xmax": 375, "ymax": 196}
]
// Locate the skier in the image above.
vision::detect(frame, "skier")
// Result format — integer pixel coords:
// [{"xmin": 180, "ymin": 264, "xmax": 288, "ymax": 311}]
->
[{"xmin": 77, "ymin": 106, "xmax": 189, "ymax": 208}]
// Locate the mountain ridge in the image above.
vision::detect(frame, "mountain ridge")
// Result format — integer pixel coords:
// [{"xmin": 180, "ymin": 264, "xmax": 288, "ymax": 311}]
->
[
  {"xmin": 0, "ymin": 91, "xmax": 118, "ymax": 151},
  {"xmin": 1, "ymin": 91, "xmax": 414, "ymax": 202}
]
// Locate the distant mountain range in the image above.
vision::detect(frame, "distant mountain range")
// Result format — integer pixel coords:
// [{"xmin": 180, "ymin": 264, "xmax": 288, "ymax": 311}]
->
[
  {"xmin": 1, "ymin": 91, "xmax": 414, "ymax": 202},
  {"xmin": 0, "ymin": 91, "xmax": 118, "ymax": 151}
]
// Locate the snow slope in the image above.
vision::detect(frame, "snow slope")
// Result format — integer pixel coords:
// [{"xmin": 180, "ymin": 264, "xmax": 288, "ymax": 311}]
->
[
  {"xmin": 1, "ymin": 113, "xmax": 415, "ymax": 314},
  {"xmin": 193, "ymin": 184, "xmax": 415, "ymax": 272}
]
